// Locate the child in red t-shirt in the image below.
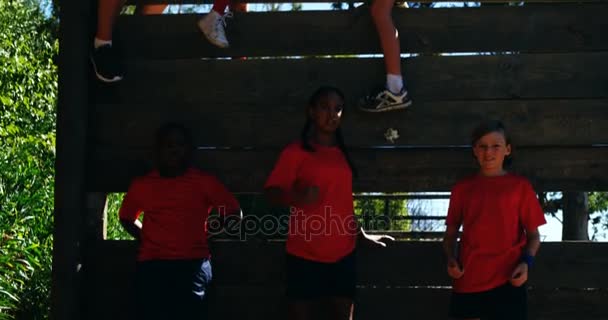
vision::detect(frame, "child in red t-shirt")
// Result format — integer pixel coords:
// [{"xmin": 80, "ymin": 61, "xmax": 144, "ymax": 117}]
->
[
  {"xmin": 264, "ymin": 86, "xmax": 394, "ymax": 320},
  {"xmin": 119, "ymin": 123, "xmax": 241, "ymax": 320},
  {"xmin": 443, "ymin": 120, "xmax": 546, "ymax": 320}
]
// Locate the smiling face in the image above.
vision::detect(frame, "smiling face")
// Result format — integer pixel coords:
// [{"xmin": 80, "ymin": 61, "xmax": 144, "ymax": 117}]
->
[
  {"xmin": 473, "ymin": 131, "xmax": 512, "ymax": 176},
  {"xmin": 308, "ymin": 91, "xmax": 344, "ymax": 135}
]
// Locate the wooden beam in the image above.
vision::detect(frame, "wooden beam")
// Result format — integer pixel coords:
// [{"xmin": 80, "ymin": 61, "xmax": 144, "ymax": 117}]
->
[
  {"xmin": 83, "ymin": 283, "xmax": 608, "ymax": 320},
  {"xmin": 85, "ymin": 240, "xmax": 608, "ymax": 287},
  {"xmin": 93, "ymin": 53, "xmax": 608, "ymax": 107},
  {"xmin": 356, "ymin": 287, "xmax": 608, "ymax": 320},
  {"xmin": 52, "ymin": 0, "xmax": 92, "ymax": 318},
  {"xmin": 92, "ymin": 99, "xmax": 608, "ymax": 148},
  {"xmin": 115, "ymin": 5, "xmax": 608, "ymax": 58},
  {"xmin": 86, "ymin": 147, "xmax": 608, "ymax": 192},
  {"xmin": 126, "ymin": 0, "xmax": 608, "ymax": 4},
  {"xmin": 81, "ymin": 241, "xmax": 608, "ymax": 320}
]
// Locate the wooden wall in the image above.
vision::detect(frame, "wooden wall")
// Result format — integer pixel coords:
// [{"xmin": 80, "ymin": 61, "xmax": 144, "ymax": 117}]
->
[
  {"xmin": 87, "ymin": 3, "xmax": 608, "ymax": 193},
  {"xmin": 55, "ymin": 1, "xmax": 608, "ymax": 319},
  {"xmin": 82, "ymin": 240, "xmax": 608, "ymax": 320}
]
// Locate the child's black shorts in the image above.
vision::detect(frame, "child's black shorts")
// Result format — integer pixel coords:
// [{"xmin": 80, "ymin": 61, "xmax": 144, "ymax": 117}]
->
[
  {"xmin": 449, "ymin": 282, "xmax": 528, "ymax": 320},
  {"xmin": 134, "ymin": 258, "xmax": 213, "ymax": 320},
  {"xmin": 286, "ymin": 251, "xmax": 356, "ymax": 300}
]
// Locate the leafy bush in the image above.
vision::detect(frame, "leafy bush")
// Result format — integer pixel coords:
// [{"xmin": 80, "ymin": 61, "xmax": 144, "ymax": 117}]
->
[{"xmin": 0, "ymin": 0, "xmax": 58, "ymax": 318}]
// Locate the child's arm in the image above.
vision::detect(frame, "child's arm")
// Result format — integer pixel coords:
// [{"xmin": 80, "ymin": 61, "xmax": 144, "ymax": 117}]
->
[
  {"xmin": 511, "ymin": 227, "xmax": 541, "ymax": 286},
  {"xmin": 120, "ymin": 218, "xmax": 142, "ymax": 241},
  {"xmin": 264, "ymin": 145, "xmax": 314, "ymax": 207},
  {"xmin": 443, "ymin": 225, "xmax": 464, "ymax": 279},
  {"xmin": 444, "ymin": 184, "xmax": 464, "ymax": 278},
  {"xmin": 207, "ymin": 176, "xmax": 242, "ymax": 217},
  {"xmin": 358, "ymin": 226, "xmax": 395, "ymax": 247},
  {"xmin": 118, "ymin": 187, "xmax": 143, "ymax": 241},
  {"xmin": 442, "ymin": 225, "xmax": 460, "ymax": 262},
  {"xmin": 523, "ymin": 228, "xmax": 541, "ymax": 257},
  {"xmin": 511, "ymin": 181, "xmax": 547, "ymax": 286}
]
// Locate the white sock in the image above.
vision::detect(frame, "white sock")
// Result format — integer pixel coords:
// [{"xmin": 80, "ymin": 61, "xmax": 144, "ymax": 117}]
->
[
  {"xmin": 94, "ymin": 37, "xmax": 112, "ymax": 49},
  {"xmin": 386, "ymin": 74, "xmax": 404, "ymax": 94}
]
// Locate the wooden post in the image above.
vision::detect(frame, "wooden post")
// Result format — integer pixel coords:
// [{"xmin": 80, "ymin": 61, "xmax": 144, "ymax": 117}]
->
[
  {"xmin": 86, "ymin": 192, "xmax": 109, "ymax": 241},
  {"xmin": 52, "ymin": 0, "xmax": 92, "ymax": 319},
  {"xmin": 562, "ymin": 191, "xmax": 590, "ymax": 241}
]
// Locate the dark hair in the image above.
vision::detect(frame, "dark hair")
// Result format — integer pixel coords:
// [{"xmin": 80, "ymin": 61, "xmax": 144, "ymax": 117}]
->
[
  {"xmin": 300, "ymin": 86, "xmax": 357, "ymax": 176},
  {"xmin": 471, "ymin": 120, "xmax": 513, "ymax": 167},
  {"xmin": 154, "ymin": 122, "xmax": 194, "ymax": 151}
]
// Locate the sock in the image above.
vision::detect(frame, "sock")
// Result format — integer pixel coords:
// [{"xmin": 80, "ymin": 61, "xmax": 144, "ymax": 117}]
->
[
  {"xmin": 94, "ymin": 37, "xmax": 112, "ymax": 49},
  {"xmin": 386, "ymin": 74, "xmax": 404, "ymax": 94}
]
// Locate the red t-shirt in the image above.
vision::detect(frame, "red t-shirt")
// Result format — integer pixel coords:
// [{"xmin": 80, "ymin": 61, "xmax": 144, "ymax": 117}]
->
[
  {"xmin": 446, "ymin": 173, "xmax": 546, "ymax": 293},
  {"xmin": 119, "ymin": 168, "xmax": 240, "ymax": 261},
  {"xmin": 265, "ymin": 142, "xmax": 357, "ymax": 263}
]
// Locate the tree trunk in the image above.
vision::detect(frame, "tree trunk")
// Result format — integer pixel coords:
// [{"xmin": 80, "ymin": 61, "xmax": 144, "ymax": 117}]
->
[{"xmin": 562, "ymin": 192, "xmax": 589, "ymax": 240}]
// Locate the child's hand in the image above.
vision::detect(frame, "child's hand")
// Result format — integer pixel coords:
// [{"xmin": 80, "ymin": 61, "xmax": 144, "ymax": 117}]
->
[
  {"xmin": 510, "ymin": 262, "xmax": 528, "ymax": 287},
  {"xmin": 363, "ymin": 233, "xmax": 395, "ymax": 247},
  {"xmin": 447, "ymin": 257, "xmax": 464, "ymax": 279}
]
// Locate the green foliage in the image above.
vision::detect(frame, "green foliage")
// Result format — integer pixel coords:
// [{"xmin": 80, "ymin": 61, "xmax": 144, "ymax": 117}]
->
[
  {"xmin": 0, "ymin": 0, "xmax": 58, "ymax": 318},
  {"xmin": 105, "ymin": 193, "xmax": 134, "ymax": 240},
  {"xmin": 589, "ymin": 192, "xmax": 608, "ymax": 239},
  {"xmin": 589, "ymin": 192, "xmax": 608, "ymax": 215},
  {"xmin": 354, "ymin": 195, "xmax": 409, "ymax": 231}
]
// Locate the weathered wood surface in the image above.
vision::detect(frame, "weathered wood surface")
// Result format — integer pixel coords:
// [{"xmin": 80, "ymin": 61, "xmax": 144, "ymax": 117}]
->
[
  {"xmin": 86, "ymin": 147, "xmax": 608, "ymax": 192},
  {"xmin": 93, "ymin": 53, "xmax": 608, "ymax": 105},
  {"xmin": 52, "ymin": 0, "xmax": 92, "ymax": 319},
  {"xmin": 116, "ymin": 5, "xmax": 608, "ymax": 58},
  {"xmin": 92, "ymin": 99, "xmax": 608, "ymax": 148},
  {"xmin": 81, "ymin": 240, "xmax": 608, "ymax": 320}
]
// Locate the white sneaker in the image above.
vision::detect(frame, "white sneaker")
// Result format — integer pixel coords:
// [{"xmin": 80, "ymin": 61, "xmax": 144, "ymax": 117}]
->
[
  {"xmin": 359, "ymin": 87, "xmax": 413, "ymax": 112},
  {"xmin": 198, "ymin": 10, "xmax": 231, "ymax": 48}
]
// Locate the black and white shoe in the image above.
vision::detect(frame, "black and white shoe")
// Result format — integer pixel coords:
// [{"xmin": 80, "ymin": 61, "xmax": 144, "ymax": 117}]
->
[
  {"xmin": 359, "ymin": 87, "xmax": 412, "ymax": 112},
  {"xmin": 90, "ymin": 44, "xmax": 123, "ymax": 83}
]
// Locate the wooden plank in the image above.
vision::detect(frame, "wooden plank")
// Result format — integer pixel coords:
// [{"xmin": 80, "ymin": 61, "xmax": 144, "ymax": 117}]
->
[
  {"xmin": 52, "ymin": 0, "xmax": 92, "ymax": 319},
  {"xmin": 81, "ymin": 281, "xmax": 608, "ymax": 320},
  {"xmin": 85, "ymin": 241, "xmax": 608, "ymax": 288},
  {"xmin": 93, "ymin": 53, "xmax": 608, "ymax": 106},
  {"xmin": 85, "ymin": 192, "xmax": 108, "ymax": 241},
  {"xmin": 92, "ymin": 99, "xmax": 608, "ymax": 148},
  {"xmin": 115, "ymin": 5, "xmax": 608, "ymax": 58},
  {"xmin": 79, "ymin": 241, "xmax": 608, "ymax": 319},
  {"xmin": 208, "ymin": 286, "xmax": 608, "ymax": 320},
  {"xmin": 127, "ymin": 0, "xmax": 608, "ymax": 4},
  {"xmin": 86, "ymin": 147, "xmax": 608, "ymax": 192},
  {"xmin": 357, "ymin": 287, "xmax": 608, "ymax": 320}
]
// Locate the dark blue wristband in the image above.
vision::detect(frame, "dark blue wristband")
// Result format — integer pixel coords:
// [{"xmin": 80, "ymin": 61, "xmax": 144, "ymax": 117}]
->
[{"xmin": 521, "ymin": 254, "xmax": 535, "ymax": 267}]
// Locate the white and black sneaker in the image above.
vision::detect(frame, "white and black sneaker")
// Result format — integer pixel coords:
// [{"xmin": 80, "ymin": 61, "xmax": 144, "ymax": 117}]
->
[
  {"xmin": 198, "ymin": 10, "xmax": 232, "ymax": 48},
  {"xmin": 359, "ymin": 87, "xmax": 412, "ymax": 112},
  {"xmin": 90, "ymin": 44, "xmax": 123, "ymax": 83}
]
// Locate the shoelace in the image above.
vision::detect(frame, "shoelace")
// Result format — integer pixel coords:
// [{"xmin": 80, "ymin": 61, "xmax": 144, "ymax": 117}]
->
[{"xmin": 215, "ymin": 11, "xmax": 233, "ymax": 31}]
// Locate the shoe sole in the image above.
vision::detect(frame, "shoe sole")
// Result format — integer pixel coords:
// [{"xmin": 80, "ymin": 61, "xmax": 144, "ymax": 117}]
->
[
  {"xmin": 359, "ymin": 100, "xmax": 413, "ymax": 113},
  {"xmin": 197, "ymin": 19, "xmax": 230, "ymax": 49},
  {"xmin": 90, "ymin": 56, "xmax": 123, "ymax": 83}
]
